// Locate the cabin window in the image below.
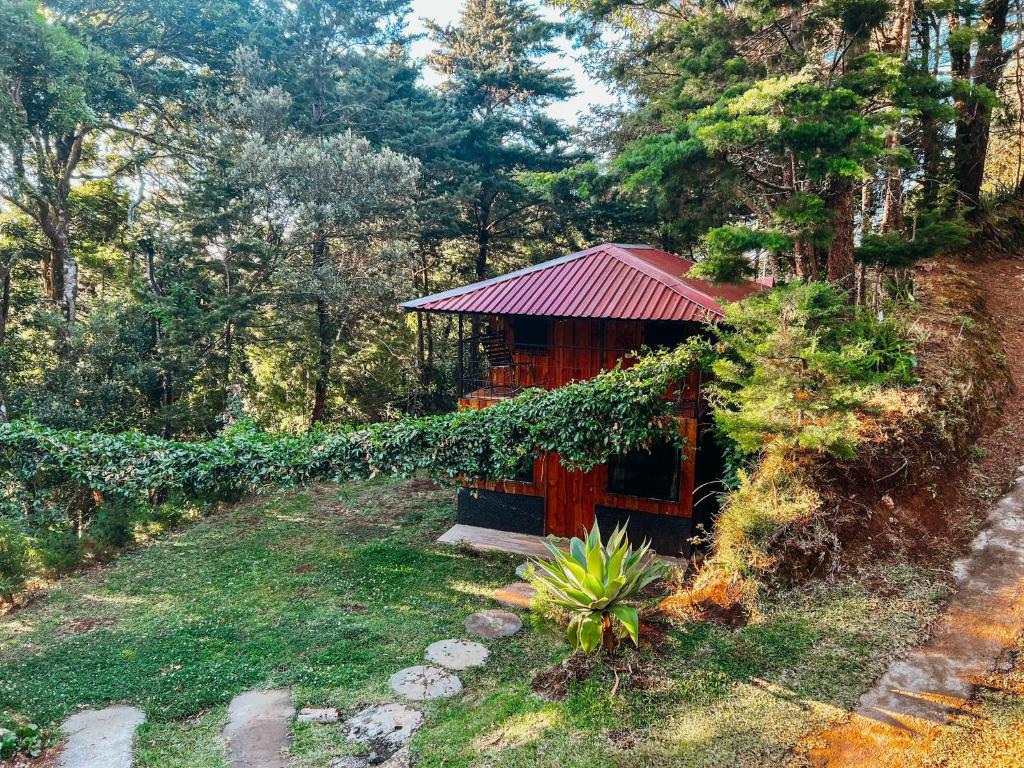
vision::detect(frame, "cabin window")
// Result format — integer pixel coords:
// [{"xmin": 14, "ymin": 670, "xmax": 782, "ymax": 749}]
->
[
  {"xmin": 643, "ymin": 321, "xmax": 691, "ymax": 350},
  {"xmin": 607, "ymin": 439, "xmax": 681, "ymax": 501},
  {"xmin": 508, "ymin": 458, "xmax": 535, "ymax": 483},
  {"xmin": 512, "ymin": 316, "xmax": 550, "ymax": 350}
]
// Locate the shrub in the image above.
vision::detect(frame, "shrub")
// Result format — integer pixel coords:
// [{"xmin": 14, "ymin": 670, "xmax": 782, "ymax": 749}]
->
[
  {"xmin": 0, "ymin": 723, "xmax": 43, "ymax": 760},
  {"xmin": 708, "ymin": 281, "xmax": 915, "ymax": 459},
  {"xmin": 0, "ymin": 522, "xmax": 31, "ymax": 601},
  {"xmin": 90, "ymin": 496, "xmax": 140, "ymax": 553},
  {"xmin": 36, "ymin": 526, "xmax": 85, "ymax": 576},
  {"xmin": 528, "ymin": 521, "xmax": 667, "ymax": 654}
]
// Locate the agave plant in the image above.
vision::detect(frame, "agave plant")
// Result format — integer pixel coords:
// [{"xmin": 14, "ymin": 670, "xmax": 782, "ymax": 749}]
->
[{"xmin": 530, "ymin": 520, "xmax": 667, "ymax": 654}]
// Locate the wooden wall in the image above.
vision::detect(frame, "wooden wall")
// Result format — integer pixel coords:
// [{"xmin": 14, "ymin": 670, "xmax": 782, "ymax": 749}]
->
[
  {"xmin": 467, "ymin": 417, "xmax": 697, "ymax": 539},
  {"xmin": 460, "ymin": 316, "xmax": 699, "ymax": 408},
  {"xmin": 456, "ymin": 313, "xmax": 703, "ymax": 540}
]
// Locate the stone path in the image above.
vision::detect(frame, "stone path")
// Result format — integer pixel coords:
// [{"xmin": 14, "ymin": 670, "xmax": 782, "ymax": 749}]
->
[
  {"xmin": 807, "ymin": 468, "xmax": 1024, "ymax": 766},
  {"xmin": 388, "ymin": 665, "xmax": 463, "ymax": 700},
  {"xmin": 465, "ymin": 609, "xmax": 523, "ymax": 638},
  {"xmin": 494, "ymin": 581, "xmax": 536, "ymax": 609},
  {"xmin": 334, "ymin": 567, "xmax": 530, "ymax": 765},
  {"xmin": 59, "ymin": 706, "xmax": 145, "ymax": 768},
  {"xmin": 425, "ymin": 638, "xmax": 490, "ymax": 669},
  {"xmin": 53, "ymin": 563, "xmax": 530, "ymax": 768},
  {"xmin": 222, "ymin": 688, "xmax": 295, "ymax": 768},
  {"xmin": 345, "ymin": 703, "xmax": 424, "ymax": 751}
]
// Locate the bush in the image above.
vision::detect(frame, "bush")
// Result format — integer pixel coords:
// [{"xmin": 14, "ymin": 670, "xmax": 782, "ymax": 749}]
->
[
  {"xmin": 0, "ymin": 343, "xmax": 702, "ymax": 594},
  {"xmin": 708, "ymin": 281, "xmax": 915, "ymax": 459},
  {"xmin": 36, "ymin": 526, "xmax": 85, "ymax": 576},
  {"xmin": 699, "ymin": 281, "xmax": 917, "ymax": 586},
  {"xmin": 0, "ymin": 522, "xmax": 31, "ymax": 601},
  {"xmin": 0, "ymin": 723, "xmax": 43, "ymax": 760},
  {"xmin": 90, "ymin": 496, "xmax": 139, "ymax": 553}
]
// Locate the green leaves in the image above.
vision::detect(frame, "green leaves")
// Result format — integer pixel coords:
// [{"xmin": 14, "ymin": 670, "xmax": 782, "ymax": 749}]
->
[
  {"xmin": 708, "ymin": 282, "xmax": 917, "ymax": 458},
  {"xmin": 530, "ymin": 520, "xmax": 667, "ymax": 654},
  {"xmin": 0, "ymin": 342, "xmax": 703, "ymax": 593}
]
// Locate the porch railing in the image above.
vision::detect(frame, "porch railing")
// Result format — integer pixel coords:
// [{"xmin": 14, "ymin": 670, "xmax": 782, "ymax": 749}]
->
[{"xmin": 456, "ymin": 336, "xmax": 707, "ymax": 418}]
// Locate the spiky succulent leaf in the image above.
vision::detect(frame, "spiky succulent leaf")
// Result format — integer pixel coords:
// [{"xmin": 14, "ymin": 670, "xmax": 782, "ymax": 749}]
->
[
  {"xmin": 608, "ymin": 604, "xmax": 640, "ymax": 646},
  {"xmin": 528, "ymin": 523, "xmax": 667, "ymax": 654}
]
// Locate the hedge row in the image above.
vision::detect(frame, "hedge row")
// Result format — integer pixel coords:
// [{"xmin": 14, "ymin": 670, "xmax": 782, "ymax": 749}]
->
[{"xmin": 0, "ymin": 342, "xmax": 703, "ymax": 595}]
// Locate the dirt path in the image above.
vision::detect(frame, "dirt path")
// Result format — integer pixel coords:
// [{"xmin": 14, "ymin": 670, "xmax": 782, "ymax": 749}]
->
[{"xmin": 805, "ymin": 256, "xmax": 1024, "ymax": 766}]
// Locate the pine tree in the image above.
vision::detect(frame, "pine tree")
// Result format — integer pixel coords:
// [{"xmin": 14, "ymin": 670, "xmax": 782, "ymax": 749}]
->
[{"xmin": 427, "ymin": 0, "xmax": 576, "ymax": 281}]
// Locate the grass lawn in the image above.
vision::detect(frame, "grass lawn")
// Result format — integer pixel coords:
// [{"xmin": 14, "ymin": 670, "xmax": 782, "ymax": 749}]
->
[{"xmin": 0, "ymin": 477, "xmax": 948, "ymax": 767}]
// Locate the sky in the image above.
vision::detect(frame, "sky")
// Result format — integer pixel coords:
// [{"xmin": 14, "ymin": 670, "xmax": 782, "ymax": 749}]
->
[{"xmin": 405, "ymin": 0, "xmax": 616, "ymax": 124}]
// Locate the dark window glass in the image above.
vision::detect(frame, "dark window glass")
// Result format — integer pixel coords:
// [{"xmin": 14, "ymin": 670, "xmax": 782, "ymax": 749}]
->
[
  {"xmin": 643, "ymin": 321, "xmax": 692, "ymax": 350},
  {"xmin": 512, "ymin": 316, "xmax": 550, "ymax": 350},
  {"xmin": 607, "ymin": 440, "xmax": 682, "ymax": 501},
  {"xmin": 510, "ymin": 459, "xmax": 535, "ymax": 483}
]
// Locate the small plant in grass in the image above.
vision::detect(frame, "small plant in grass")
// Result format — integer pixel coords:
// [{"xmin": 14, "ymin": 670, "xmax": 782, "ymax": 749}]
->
[
  {"xmin": 0, "ymin": 723, "xmax": 43, "ymax": 759},
  {"xmin": 529, "ymin": 521, "xmax": 667, "ymax": 654}
]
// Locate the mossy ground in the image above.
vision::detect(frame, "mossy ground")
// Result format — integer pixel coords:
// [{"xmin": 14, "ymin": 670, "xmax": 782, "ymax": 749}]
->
[{"xmin": 0, "ymin": 477, "xmax": 947, "ymax": 767}]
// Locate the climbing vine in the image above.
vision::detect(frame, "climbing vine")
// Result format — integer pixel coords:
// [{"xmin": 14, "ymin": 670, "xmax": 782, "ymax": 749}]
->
[{"xmin": 0, "ymin": 342, "xmax": 702, "ymax": 593}]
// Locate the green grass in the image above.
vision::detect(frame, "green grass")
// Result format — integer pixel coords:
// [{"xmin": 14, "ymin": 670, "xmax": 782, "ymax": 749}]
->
[{"xmin": 0, "ymin": 478, "xmax": 948, "ymax": 767}]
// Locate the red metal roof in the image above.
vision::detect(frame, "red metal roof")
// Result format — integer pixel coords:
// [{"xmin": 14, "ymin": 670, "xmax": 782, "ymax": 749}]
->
[{"xmin": 400, "ymin": 243, "xmax": 763, "ymax": 321}]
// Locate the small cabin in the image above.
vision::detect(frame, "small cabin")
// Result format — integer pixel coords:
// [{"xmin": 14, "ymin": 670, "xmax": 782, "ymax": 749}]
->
[{"xmin": 401, "ymin": 243, "xmax": 761, "ymax": 557}]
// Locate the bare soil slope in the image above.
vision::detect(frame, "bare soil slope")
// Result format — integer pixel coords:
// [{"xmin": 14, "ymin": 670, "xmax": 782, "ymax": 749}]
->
[{"xmin": 798, "ymin": 254, "xmax": 1024, "ymax": 767}]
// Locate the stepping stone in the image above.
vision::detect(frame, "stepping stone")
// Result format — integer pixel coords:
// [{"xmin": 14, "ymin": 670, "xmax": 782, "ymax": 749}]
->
[
  {"xmin": 464, "ymin": 609, "xmax": 523, "ymax": 639},
  {"xmin": 425, "ymin": 638, "xmax": 490, "ymax": 670},
  {"xmin": 296, "ymin": 706, "xmax": 338, "ymax": 723},
  {"xmin": 60, "ymin": 705, "xmax": 145, "ymax": 768},
  {"xmin": 494, "ymin": 581, "xmax": 536, "ymax": 609},
  {"xmin": 388, "ymin": 665, "xmax": 462, "ymax": 700},
  {"xmin": 222, "ymin": 689, "xmax": 295, "ymax": 768},
  {"xmin": 379, "ymin": 746, "xmax": 410, "ymax": 768},
  {"xmin": 345, "ymin": 703, "xmax": 424, "ymax": 750},
  {"xmin": 333, "ymin": 747, "xmax": 410, "ymax": 768}
]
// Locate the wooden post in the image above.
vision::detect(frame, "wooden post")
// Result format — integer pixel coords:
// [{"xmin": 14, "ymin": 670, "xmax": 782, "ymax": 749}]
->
[{"xmin": 457, "ymin": 313, "xmax": 464, "ymax": 398}]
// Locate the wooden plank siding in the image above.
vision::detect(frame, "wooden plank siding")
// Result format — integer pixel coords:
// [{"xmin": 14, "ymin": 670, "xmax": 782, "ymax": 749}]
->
[{"xmin": 457, "ymin": 316, "xmax": 701, "ymax": 540}]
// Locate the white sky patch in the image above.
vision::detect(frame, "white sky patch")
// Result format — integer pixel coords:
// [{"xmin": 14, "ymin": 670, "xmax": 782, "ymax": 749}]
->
[{"xmin": 405, "ymin": 0, "xmax": 616, "ymax": 124}]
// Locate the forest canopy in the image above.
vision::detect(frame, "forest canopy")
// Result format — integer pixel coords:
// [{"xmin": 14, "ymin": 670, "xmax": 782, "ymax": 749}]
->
[{"xmin": 0, "ymin": 0, "xmax": 1020, "ymax": 435}]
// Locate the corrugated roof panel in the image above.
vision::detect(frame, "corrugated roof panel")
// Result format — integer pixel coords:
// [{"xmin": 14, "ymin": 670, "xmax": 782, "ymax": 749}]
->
[{"xmin": 401, "ymin": 243, "xmax": 763, "ymax": 321}]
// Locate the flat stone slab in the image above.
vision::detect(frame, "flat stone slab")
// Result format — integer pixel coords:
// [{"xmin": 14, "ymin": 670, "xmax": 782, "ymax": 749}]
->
[
  {"xmin": 222, "ymin": 688, "xmax": 295, "ymax": 768},
  {"xmin": 464, "ymin": 609, "xmax": 523, "ymax": 639},
  {"xmin": 388, "ymin": 665, "xmax": 462, "ymax": 700},
  {"xmin": 60, "ymin": 705, "xmax": 145, "ymax": 768},
  {"xmin": 332, "ymin": 746, "xmax": 409, "ymax": 768},
  {"xmin": 296, "ymin": 706, "xmax": 338, "ymax": 724},
  {"xmin": 345, "ymin": 703, "xmax": 424, "ymax": 750},
  {"xmin": 379, "ymin": 746, "xmax": 410, "ymax": 768},
  {"xmin": 494, "ymin": 581, "xmax": 536, "ymax": 609},
  {"xmin": 425, "ymin": 638, "xmax": 490, "ymax": 670}
]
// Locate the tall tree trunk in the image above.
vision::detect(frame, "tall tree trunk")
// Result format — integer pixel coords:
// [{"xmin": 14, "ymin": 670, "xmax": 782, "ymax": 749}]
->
[
  {"xmin": 311, "ymin": 232, "xmax": 333, "ymax": 425},
  {"xmin": 0, "ymin": 261, "xmax": 11, "ymax": 423},
  {"xmin": 826, "ymin": 181, "xmax": 857, "ymax": 292},
  {"xmin": 953, "ymin": 0, "xmax": 1011, "ymax": 211},
  {"xmin": 476, "ymin": 221, "xmax": 489, "ymax": 280},
  {"xmin": 880, "ymin": 0, "xmax": 914, "ymax": 233},
  {"xmin": 142, "ymin": 240, "xmax": 174, "ymax": 437}
]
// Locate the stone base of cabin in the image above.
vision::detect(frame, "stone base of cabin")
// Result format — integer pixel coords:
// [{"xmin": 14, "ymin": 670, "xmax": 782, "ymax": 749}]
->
[
  {"xmin": 454, "ymin": 488, "xmax": 692, "ymax": 559},
  {"xmin": 457, "ymin": 488, "xmax": 545, "ymax": 535},
  {"xmin": 437, "ymin": 524, "xmax": 687, "ymax": 567},
  {"xmin": 594, "ymin": 505, "xmax": 692, "ymax": 558}
]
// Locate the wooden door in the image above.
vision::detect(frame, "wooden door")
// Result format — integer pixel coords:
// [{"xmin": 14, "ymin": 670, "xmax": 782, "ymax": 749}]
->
[{"xmin": 543, "ymin": 452, "xmax": 598, "ymax": 538}]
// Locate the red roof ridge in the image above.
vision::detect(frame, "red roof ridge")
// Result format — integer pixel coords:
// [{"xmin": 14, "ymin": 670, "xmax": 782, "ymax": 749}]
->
[
  {"xmin": 399, "ymin": 242, "xmax": 761, "ymax": 320},
  {"xmin": 603, "ymin": 245, "xmax": 723, "ymax": 317}
]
